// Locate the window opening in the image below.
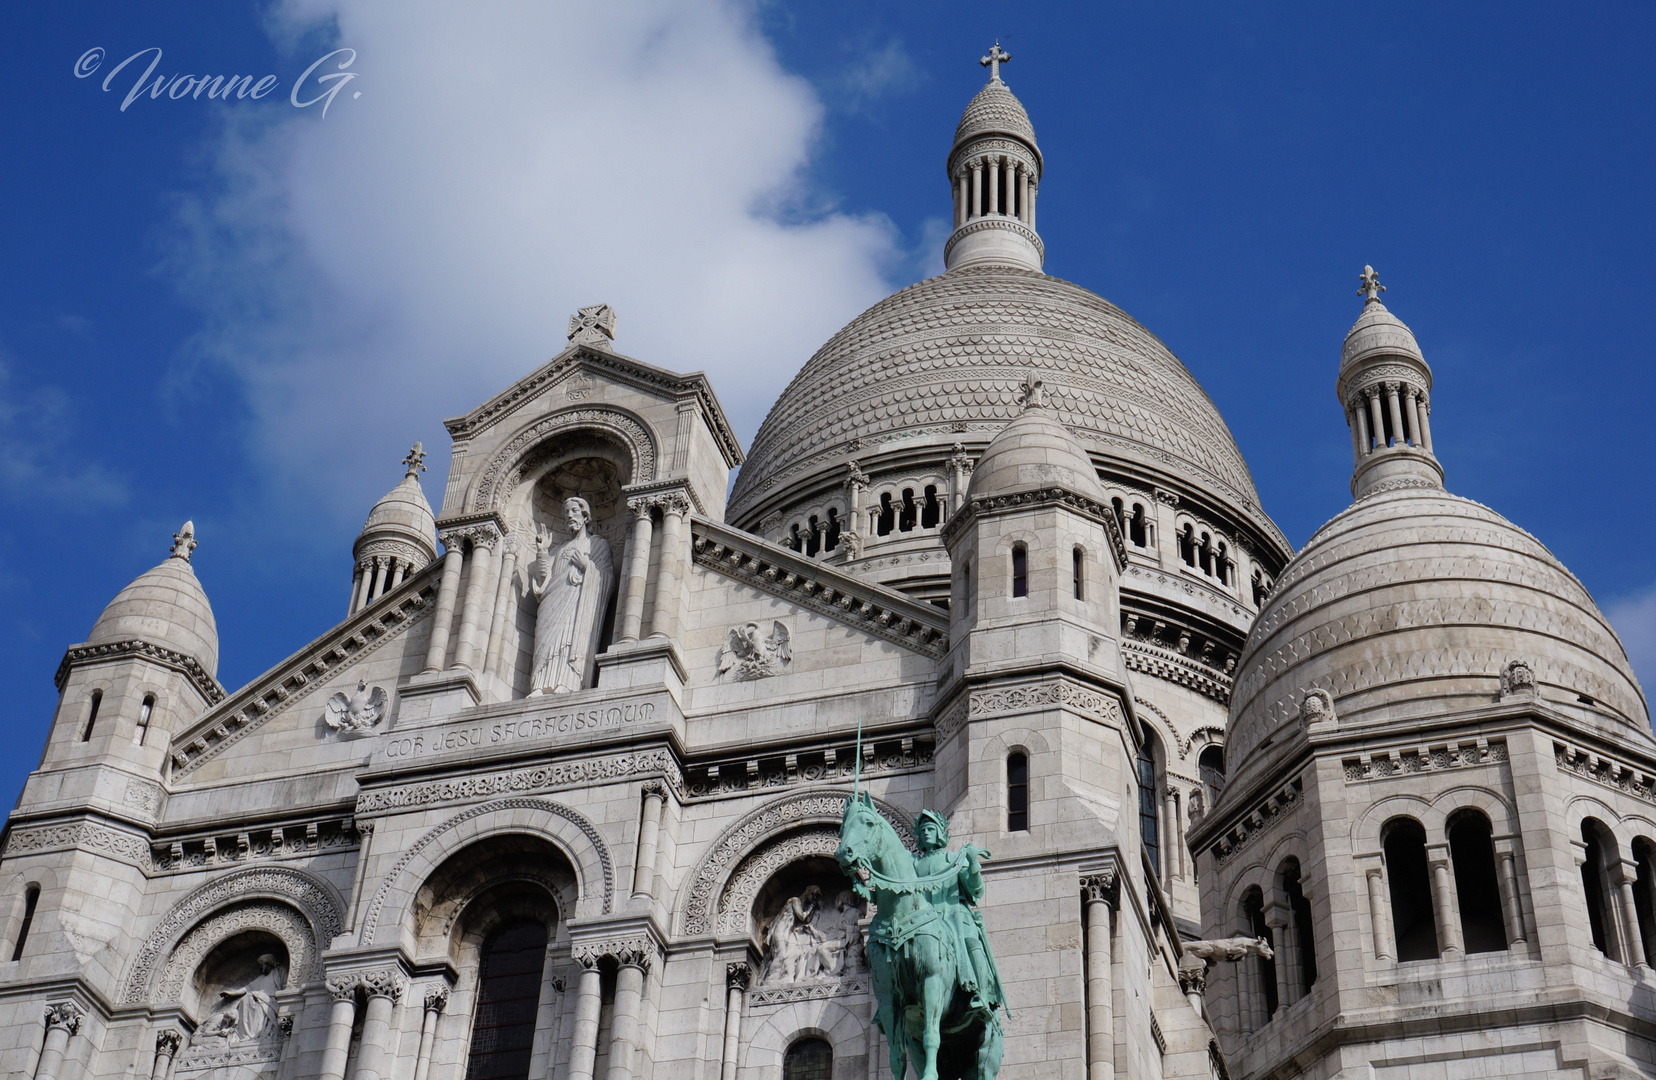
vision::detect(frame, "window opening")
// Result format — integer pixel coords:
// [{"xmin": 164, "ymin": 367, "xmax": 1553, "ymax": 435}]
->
[
  {"xmin": 1636, "ymin": 838, "xmax": 1656, "ymax": 966},
  {"xmin": 1129, "ymin": 504, "xmax": 1148, "ymax": 547},
  {"xmin": 1581, "ymin": 819, "xmax": 1618, "ymax": 957},
  {"xmin": 921, "ymin": 485, "xmax": 941, "ymax": 529},
  {"xmin": 876, "ymin": 493, "xmax": 894, "ymax": 536},
  {"xmin": 1448, "ymin": 810, "xmax": 1507, "ymax": 953},
  {"xmin": 134, "ymin": 694, "xmax": 154, "ymax": 746},
  {"xmin": 1072, "ymin": 547, "xmax": 1084, "ymax": 600},
  {"xmin": 788, "ymin": 523, "xmax": 802, "ymax": 552},
  {"xmin": 1138, "ymin": 741, "xmax": 1160, "ymax": 876},
  {"xmin": 805, "ymin": 516, "xmax": 821, "ymax": 557},
  {"xmin": 1011, "ymin": 544, "xmax": 1028, "ymax": 598},
  {"xmin": 824, "ymin": 508, "xmax": 840, "ymax": 552},
  {"xmin": 783, "ymin": 1038, "xmax": 833, "ymax": 1080},
  {"xmin": 1180, "ymin": 525, "xmax": 1196, "ymax": 567},
  {"xmin": 1007, "ymin": 752, "xmax": 1029, "ymax": 832},
  {"xmin": 1198, "ymin": 745, "xmax": 1225, "ymax": 809},
  {"xmin": 1384, "ymin": 819, "xmax": 1439, "ymax": 961},
  {"xmin": 899, "ymin": 489, "xmax": 917, "ymax": 532},
  {"xmin": 1283, "ymin": 862, "xmax": 1317, "ymax": 990},
  {"xmin": 464, "ymin": 919, "xmax": 549, "ymax": 1080},
  {"xmin": 1242, "ymin": 887, "xmax": 1279, "ymax": 1019},
  {"xmin": 11, "ymin": 886, "xmax": 39, "ymax": 962},
  {"xmin": 81, "ymin": 689, "xmax": 103, "ymax": 742}
]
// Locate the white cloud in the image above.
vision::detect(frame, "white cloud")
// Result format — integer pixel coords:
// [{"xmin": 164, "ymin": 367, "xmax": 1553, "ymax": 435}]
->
[
  {"xmin": 0, "ymin": 349, "xmax": 128, "ymax": 509},
  {"xmin": 173, "ymin": 0, "xmax": 901, "ymax": 528},
  {"xmin": 1608, "ymin": 582, "xmax": 1656, "ymax": 693}
]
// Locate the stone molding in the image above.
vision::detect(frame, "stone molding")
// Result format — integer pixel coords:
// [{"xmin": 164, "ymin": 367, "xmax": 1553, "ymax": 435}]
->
[
  {"xmin": 45, "ymin": 1000, "xmax": 85, "ymax": 1034},
  {"xmin": 171, "ymin": 572, "xmax": 440, "ymax": 777},
  {"xmin": 941, "ymin": 215, "xmax": 1046, "ymax": 264},
  {"xmin": 121, "ymin": 866, "xmax": 344, "ymax": 1003},
  {"xmin": 683, "ymin": 738, "xmax": 930, "ymax": 801},
  {"xmin": 354, "ymin": 539, "xmax": 428, "ymax": 567},
  {"xmin": 689, "ymin": 519, "xmax": 947, "ymax": 659},
  {"xmin": 360, "ymin": 797, "xmax": 613, "ymax": 943},
  {"xmin": 357, "ymin": 748, "xmax": 680, "ymax": 815},
  {"xmin": 748, "ymin": 977, "xmax": 869, "ymax": 1008},
  {"xmin": 678, "ymin": 789, "xmax": 916, "ymax": 937},
  {"xmin": 470, "ymin": 406, "xmax": 658, "ymax": 511},
  {"xmin": 1556, "ymin": 741, "xmax": 1656, "ymax": 807},
  {"xmin": 1206, "ymin": 777, "xmax": 1304, "ymax": 866},
  {"xmin": 157, "ymin": 900, "xmax": 317, "ymax": 1004},
  {"xmin": 1121, "ymin": 640, "xmax": 1233, "ymax": 706},
  {"xmin": 175, "ymin": 1041, "xmax": 282, "ymax": 1073},
  {"xmin": 1345, "ymin": 739, "xmax": 1507, "ymax": 783},
  {"xmin": 152, "ymin": 817, "xmax": 360, "ymax": 873},
  {"xmin": 2, "ymin": 818, "xmax": 152, "ymax": 870},
  {"xmin": 55, "ymin": 638, "xmax": 225, "ymax": 705},
  {"xmin": 940, "ymin": 485, "xmax": 1128, "ymax": 570},
  {"xmin": 936, "ymin": 678, "xmax": 1125, "ymax": 741}
]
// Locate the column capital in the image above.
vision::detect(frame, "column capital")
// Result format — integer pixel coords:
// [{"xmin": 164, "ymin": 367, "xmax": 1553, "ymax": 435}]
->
[
  {"xmin": 1177, "ymin": 958, "xmax": 1206, "ymax": 996},
  {"xmin": 326, "ymin": 972, "xmax": 360, "ymax": 1002},
  {"xmin": 640, "ymin": 779, "xmax": 669, "ymax": 800},
  {"xmin": 423, "ymin": 985, "xmax": 450, "ymax": 1013},
  {"xmin": 726, "ymin": 962, "xmax": 752, "ymax": 991},
  {"xmin": 156, "ymin": 1030, "xmax": 184, "ymax": 1056},
  {"xmin": 627, "ymin": 494, "xmax": 655, "ymax": 518},
  {"xmin": 359, "ymin": 968, "xmax": 407, "ymax": 1001},
  {"xmin": 1080, "ymin": 868, "xmax": 1117, "ymax": 905},
  {"xmin": 573, "ymin": 936, "xmax": 659, "ymax": 973},
  {"xmin": 44, "ymin": 1000, "xmax": 84, "ymax": 1034},
  {"xmin": 436, "ymin": 512, "xmax": 507, "ymax": 551}
]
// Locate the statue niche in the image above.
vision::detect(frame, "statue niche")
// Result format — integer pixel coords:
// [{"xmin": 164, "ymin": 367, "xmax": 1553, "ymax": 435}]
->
[
  {"xmin": 176, "ymin": 933, "xmax": 290, "ymax": 1076},
  {"xmin": 753, "ymin": 856, "xmax": 866, "ymax": 988},
  {"xmin": 512, "ymin": 436, "xmax": 629, "ymax": 696}
]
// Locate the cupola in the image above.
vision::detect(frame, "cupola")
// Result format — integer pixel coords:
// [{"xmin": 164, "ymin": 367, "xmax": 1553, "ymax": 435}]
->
[
  {"xmin": 350, "ymin": 442, "xmax": 438, "ymax": 613},
  {"xmin": 944, "ymin": 43, "xmax": 1044, "ymax": 272},
  {"xmin": 1338, "ymin": 266, "xmax": 1443, "ymax": 499},
  {"xmin": 87, "ymin": 520, "xmax": 219, "ymax": 677}
]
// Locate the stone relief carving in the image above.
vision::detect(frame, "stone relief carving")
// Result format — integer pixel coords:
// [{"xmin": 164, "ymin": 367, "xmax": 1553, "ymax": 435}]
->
[
  {"xmin": 1299, "ymin": 688, "xmax": 1335, "ymax": 726},
  {"xmin": 190, "ymin": 954, "xmax": 285, "ymax": 1048},
  {"xmin": 567, "ymin": 303, "xmax": 618, "ymax": 349},
  {"xmin": 45, "ymin": 1001, "xmax": 84, "ymax": 1034},
  {"xmin": 528, "ymin": 499, "xmax": 615, "ymax": 696},
  {"xmin": 758, "ymin": 885, "xmax": 865, "ymax": 986},
  {"xmin": 717, "ymin": 621, "xmax": 791, "ymax": 681},
  {"xmin": 1500, "ymin": 659, "xmax": 1537, "ymax": 699},
  {"xmin": 357, "ymin": 749, "xmax": 679, "ymax": 814},
  {"xmin": 157, "ymin": 901, "xmax": 315, "ymax": 1005},
  {"xmin": 323, "ymin": 680, "xmax": 388, "ymax": 739}
]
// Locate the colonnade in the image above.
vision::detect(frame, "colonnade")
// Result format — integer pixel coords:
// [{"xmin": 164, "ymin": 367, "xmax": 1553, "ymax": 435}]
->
[
  {"xmin": 348, "ymin": 552, "xmax": 416, "ymax": 615},
  {"xmin": 954, "ymin": 153, "xmax": 1038, "ymax": 229},
  {"xmin": 1346, "ymin": 380, "xmax": 1432, "ymax": 461}
]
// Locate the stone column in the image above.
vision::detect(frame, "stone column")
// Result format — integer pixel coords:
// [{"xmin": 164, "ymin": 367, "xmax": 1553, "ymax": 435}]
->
[
  {"xmin": 970, "ymin": 161, "xmax": 983, "ymax": 218},
  {"xmin": 1495, "ymin": 848, "xmax": 1526, "ymax": 946},
  {"xmin": 1616, "ymin": 869, "xmax": 1649, "ymax": 968},
  {"xmin": 34, "ymin": 1003, "xmax": 83, "ymax": 1080},
  {"xmin": 422, "ymin": 541, "xmax": 467, "ymax": 673},
  {"xmin": 1366, "ymin": 389, "xmax": 1387, "ymax": 453},
  {"xmin": 954, "ymin": 171, "xmax": 967, "ymax": 228},
  {"xmin": 1352, "ymin": 397, "xmax": 1372, "ymax": 456},
  {"xmin": 1028, "ymin": 178, "xmax": 1038, "ymax": 229},
  {"xmin": 1003, "ymin": 158, "xmax": 1015, "ymax": 215},
  {"xmin": 351, "ymin": 969, "xmax": 406, "ymax": 1080},
  {"xmin": 320, "ymin": 975, "xmax": 360, "ymax": 1080},
  {"xmin": 1266, "ymin": 906, "xmax": 1297, "ymax": 1006},
  {"xmin": 348, "ymin": 566, "xmax": 365, "ymax": 616},
  {"xmin": 390, "ymin": 560, "xmax": 407, "ymax": 590},
  {"xmin": 1081, "ymin": 872, "xmax": 1115, "ymax": 1080},
  {"xmin": 368, "ymin": 556, "xmax": 387, "ymax": 603},
  {"xmin": 619, "ymin": 497, "xmax": 655, "ymax": 642},
  {"xmin": 1417, "ymin": 393, "xmax": 1434, "ymax": 451},
  {"xmin": 483, "ymin": 542, "xmax": 520, "ymax": 680},
  {"xmin": 1163, "ymin": 787, "xmax": 1182, "ymax": 880},
  {"xmin": 1426, "ymin": 845, "xmax": 1464, "ymax": 958},
  {"xmin": 1404, "ymin": 386, "xmax": 1424, "ymax": 446},
  {"xmin": 412, "ymin": 986, "xmax": 448, "ymax": 1080},
  {"xmin": 452, "ymin": 530, "xmax": 500, "ymax": 672},
  {"xmin": 1365, "ymin": 867, "xmax": 1393, "ymax": 961},
  {"xmin": 648, "ymin": 494, "xmax": 689, "ymax": 639},
  {"xmin": 566, "ymin": 957, "xmax": 603, "ymax": 1080},
  {"xmin": 987, "ymin": 157, "xmax": 1000, "ymax": 216},
  {"xmin": 1381, "ymin": 382, "xmax": 1403, "ymax": 449},
  {"xmin": 346, "ymin": 820, "xmax": 375, "ymax": 931},
  {"xmin": 605, "ymin": 944, "xmax": 653, "ymax": 1080},
  {"xmin": 633, "ymin": 781, "xmax": 667, "ymax": 900},
  {"xmin": 1018, "ymin": 166, "xmax": 1031, "ymax": 224},
  {"xmin": 721, "ymin": 963, "xmax": 750, "ymax": 1080},
  {"xmin": 151, "ymin": 1030, "xmax": 182, "ymax": 1080},
  {"xmin": 1347, "ymin": 406, "xmax": 1365, "ymax": 462}
]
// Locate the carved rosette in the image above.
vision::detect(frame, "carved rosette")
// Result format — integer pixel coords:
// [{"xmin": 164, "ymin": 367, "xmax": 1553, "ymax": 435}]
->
[{"xmin": 45, "ymin": 1001, "xmax": 85, "ymax": 1034}]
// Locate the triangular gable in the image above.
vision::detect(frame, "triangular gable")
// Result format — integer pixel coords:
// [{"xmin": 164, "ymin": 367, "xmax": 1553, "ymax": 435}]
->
[
  {"xmin": 689, "ymin": 517, "xmax": 949, "ymax": 660},
  {"xmin": 168, "ymin": 563, "xmax": 442, "ymax": 779},
  {"xmin": 443, "ymin": 343, "xmax": 744, "ymax": 468}
]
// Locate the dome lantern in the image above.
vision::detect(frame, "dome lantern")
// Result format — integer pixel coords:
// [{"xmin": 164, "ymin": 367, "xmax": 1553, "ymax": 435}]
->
[
  {"xmin": 944, "ymin": 44, "xmax": 1044, "ymax": 273},
  {"xmin": 1338, "ymin": 266, "xmax": 1443, "ymax": 499}
]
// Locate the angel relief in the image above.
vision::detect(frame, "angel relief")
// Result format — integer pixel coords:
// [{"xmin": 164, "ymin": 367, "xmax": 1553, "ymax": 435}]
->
[
  {"xmin": 717, "ymin": 621, "xmax": 791, "ymax": 681},
  {"xmin": 323, "ymin": 680, "xmax": 387, "ymax": 739}
]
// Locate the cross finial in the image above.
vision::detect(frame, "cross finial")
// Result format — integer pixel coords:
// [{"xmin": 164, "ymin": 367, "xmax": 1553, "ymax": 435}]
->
[
  {"xmin": 402, "ymin": 441, "xmax": 427, "ymax": 479},
  {"xmin": 1019, "ymin": 371, "xmax": 1047, "ymax": 410},
  {"xmin": 1357, "ymin": 265, "xmax": 1386, "ymax": 304},
  {"xmin": 170, "ymin": 520, "xmax": 197, "ymax": 562},
  {"xmin": 980, "ymin": 42, "xmax": 1011, "ymax": 83}
]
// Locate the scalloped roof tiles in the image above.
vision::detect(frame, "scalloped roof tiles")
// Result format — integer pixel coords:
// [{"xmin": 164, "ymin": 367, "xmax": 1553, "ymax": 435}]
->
[{"xmin": 953, "ymin": 80, "xmax": 1037, "ymax": 150}]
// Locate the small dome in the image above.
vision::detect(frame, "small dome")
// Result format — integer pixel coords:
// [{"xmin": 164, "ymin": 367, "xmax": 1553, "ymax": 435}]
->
[
  {"xmin": 966, "ymin": 395, "xmax": 1108, "ymax": 504},
  {"xmin": 953, "ymin": 79, "xmax": 1039, "ymax": 162},
  {"xmin": 355, "ymin": 447, "xmax": 438, "ymax": 565},
  {"xmin": 88, "ymin": 522, "xmax": 219, "ymax": 677},
  {"xmin": 1341, "ymin": 299, "xmax": 1424, "ymax": 372},
  {"xmin": 1226, "ymin": 487, "xmax": 1648, "ymax": 776}
]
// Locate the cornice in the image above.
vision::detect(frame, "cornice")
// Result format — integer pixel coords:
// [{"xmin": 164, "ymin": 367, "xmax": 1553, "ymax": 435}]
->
[
  {"xmin": 689, "ymin": 517, "xmax": 948, "ymax": 659},
  {"xmin": 56, "ymin": 639, "xmax": 225, "ymax": 705},
  {"xmin": 939, "ymin": 484, "xmax": 1127, "ymax": 569}
]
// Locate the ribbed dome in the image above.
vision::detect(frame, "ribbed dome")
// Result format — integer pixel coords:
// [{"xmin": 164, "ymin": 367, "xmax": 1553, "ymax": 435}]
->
[
  {"xmin": 355, "ymin": 467, "xmax": 437, "ymax": 564},
  {"xmin": 953, "ymin": 79, "xmax": 1039, "ymax": 162},
  {"xmin": 1341, "ymin": 298, "xmax": 1424, "ymax": 372},
  {"xmin": 729, "ymin": 266, "xmax": 1268, "ymax": 529},
  {"xmin": 1226, "ymin": 487, "xmax": 1649, "ymax": 775},
  {"xmin": 88, "ymin": 525, "xmax": 218, "ymax": 677},
  {"xmin": 967, "ymin": 404, "xmax": 1106, "ymax": 503}
]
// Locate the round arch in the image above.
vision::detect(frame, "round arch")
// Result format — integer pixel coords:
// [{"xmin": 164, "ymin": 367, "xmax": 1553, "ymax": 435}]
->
[
  {"xmin": 469, "ymin": 406, "xmax": 658, "ymax": 511},
  {"xmin": 740, "ymin": 998, "xmax": 870, "ymax": 1079}
]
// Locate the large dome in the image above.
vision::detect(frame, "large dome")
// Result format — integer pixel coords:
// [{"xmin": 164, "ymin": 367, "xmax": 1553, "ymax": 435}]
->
[
  {"xmin": 1226, "ymin": 486, "xmax": 1649, "ymax": 773},
  {"xmin": 729, "ymin": 265, "xmax": 1270, "ymax": 532}
]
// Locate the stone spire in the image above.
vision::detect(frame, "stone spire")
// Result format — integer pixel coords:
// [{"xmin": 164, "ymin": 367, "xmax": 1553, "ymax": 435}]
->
[
  {"xmin": 944, "ymin": 46, "xmax": 1043, "ymax": 272},
  {"xmin": 1337, "ymin": 265, "xmax": 1443, "ymax": 499}
]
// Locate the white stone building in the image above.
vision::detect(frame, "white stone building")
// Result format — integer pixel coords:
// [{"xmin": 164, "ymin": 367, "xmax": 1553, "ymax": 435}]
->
[{"xmin": 1, "ymin": 54, "xmax": 1647, "ymax": 1080}]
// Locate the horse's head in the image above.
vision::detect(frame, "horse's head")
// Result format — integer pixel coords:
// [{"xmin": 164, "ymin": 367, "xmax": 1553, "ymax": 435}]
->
[{"xmin": 835, "ymin": 793, "xmax": 885, "ymax": 886}]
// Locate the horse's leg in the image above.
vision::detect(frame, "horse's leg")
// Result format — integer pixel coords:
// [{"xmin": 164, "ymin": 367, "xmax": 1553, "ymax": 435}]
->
[
  {"xmin": 870, "ymin": 947, "xmax": 907, "ymax": 1080},
  {"xmin": 916, "ymin": 938, "xmax": 949, "ymax": 1080},
  {"xmin": 974, "ymin": 1014, "xmax": 1004, "ymax": 1080}
]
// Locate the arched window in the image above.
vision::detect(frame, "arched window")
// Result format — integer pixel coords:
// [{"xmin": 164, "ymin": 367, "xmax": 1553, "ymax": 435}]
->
[
  {"xmin": 1111, "ymin": 497, "xmax": 1125, "ymax": 532},
  {"xmin": 824, "ymin": 508, "xmax": 840, "ymax": 552},
  {"xmin": 1198, "ymin": 745, "xmax": 1225, "ymax": 809},
  {"xmin": 1580, "ymin": 819, "xmax": 1619, "ymax": 958},
  {"xmin": 1448, "ymin": 810, "xmax": 1507, "ymax": 953},
  {"xmin": 1137, "ymin": 737, "xmax": 1160, "ymax": 877},
  {"xmin": 899, "ymin": 489, "xmax": 918, "ymax": 532},
  {"xmin": 1007, "ymin": 752, "xmax": 1029, "ymax": 832},
  {"xmin": 1011, "ymin": 544, "xmax": 1028, "ymax": 598},
  {"xmin": 788, "ymin": 523, "xmax": 803, "ymax": 551},
  {"xmin": 10, "ymin": 885, "xmax": 39, "ymax": 962},
  {"xmin": 921, "ymin": 485, "xmax": 941, "ymax": 529},
  {"xmin": 1282, "ymin": 860, "xmax": 1317, "ymax": 993},
  {"xmin": 1198, "ymin": 533, "xmax": 1213, "ymax": 576},
  {"xmin": 1634, "ymin": 838, "xmax": 1656, "ymax": 966},
  {"xmin": 1129, "ymin": 503, "xmax": 1148, "ymax": 548},
  {"xmin": 134, "ymin": 694, "xmax": 155, "ymax": 747},
  {"xmin": 876, "ymin": 493, "xmax": 894, "ymax": 536},
  {"xmin": 1072, "ymin": 546, "xmax": 1085, "ymax": 600},
  {"xmin": 1215, "ymin": 542, "xmax": 1230, "ymax": 585},
  {"xmin": 464, "ymin": 920, "xmax": 549, "ymax": 1080},
  {"xmin": 805, "ymin": 516, "xmax": 821, "ymax": 557},
  {"xmin": 1179, "ymin": 525, "xmax": 1196, "ymax": 567},
  {"xmin": 1383, "ymin": 818, "xmax": 1439, "ymax": 961},
  {"xmin": 1241, "ymin": 886, "xmax": 1278, "ymax": 1022},
  {"xmin": 1251, "ymin": 569, "xmax": 1269, "ymax": 608},
  {"xmin": 783, "ymin": 1037, "xmax": 833, "ymax": 1080},
  {"xmin": 81, "ymin": 689, "xmax": 103, "ymax": 742}
]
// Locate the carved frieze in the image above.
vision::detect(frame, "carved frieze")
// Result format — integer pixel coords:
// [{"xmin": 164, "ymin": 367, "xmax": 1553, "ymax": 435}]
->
[
  {"xmin": 717, "ymin": 621, "xmax": 792, "ymax": 681},
  {"xmin": 937, "ymin": 678, "xmax": 1125, "ymax": 740},
  {"xmin": 359, "ymin": 748, "xmax": 678, "ymax": 814},
  {"xmin": 1344, "ymin": 738, "xmax": 1507, "ymax": 783}
]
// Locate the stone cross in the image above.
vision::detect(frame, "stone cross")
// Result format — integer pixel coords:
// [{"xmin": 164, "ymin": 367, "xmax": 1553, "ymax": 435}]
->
[
  {"xmin": 980, "ymin": 43, "xmax": 1011, "ymax": 82},
  {"xmin": 402, "ymin": 442, "xmax": 426, "ymax": 478},
  {"xmin": 568, "ymin": 303, "xmax": 618, "ymax": 349},
  {"xmin": 1357, "ymin": 265, "xmax": 1385, "ymax": 304}
]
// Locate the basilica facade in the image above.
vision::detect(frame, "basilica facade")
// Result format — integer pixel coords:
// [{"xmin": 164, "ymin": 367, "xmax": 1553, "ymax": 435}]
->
[{"xmin": 2, "ymin": 53, "xmax": 1650, "ymax": 1080}]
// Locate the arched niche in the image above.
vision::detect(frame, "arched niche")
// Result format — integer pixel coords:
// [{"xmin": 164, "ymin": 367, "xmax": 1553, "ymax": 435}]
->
[
  {"xmin": 413, "ymin": 833, "xmax": 572, "ymax": 964},
  {"xmin": 156, "ymin": 901, "xmax": 310, "ymax": 1017},
  {"xmin": 750, "ymin": 854, "xmax": 866, "ymax": 988},
  {"xmin": 507, "ymin": 430, "xmax": 635, "ymax": 559},
  {"xmin": 471, "ymin": 407, "xmax": 657, "ymax": 517}
]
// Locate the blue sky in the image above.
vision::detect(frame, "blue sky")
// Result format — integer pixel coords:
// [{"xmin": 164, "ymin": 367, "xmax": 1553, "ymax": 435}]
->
[{"xmin": 2, "ymin": 3, "xmax": 1653, "ymax": 814}]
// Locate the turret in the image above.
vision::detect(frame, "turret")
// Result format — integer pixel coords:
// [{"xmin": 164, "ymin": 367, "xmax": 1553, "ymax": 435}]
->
[
  {"xmin": 349, "ymin": 442, "xmax": 438, "ymax": 614},
  {"xmin": 944, "ymin": 43, "xmax": 1045, "ymax": 273},
  {"xmin": 1338, "ymin": 266, "xmax": 1443, "ymax": 499}
]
